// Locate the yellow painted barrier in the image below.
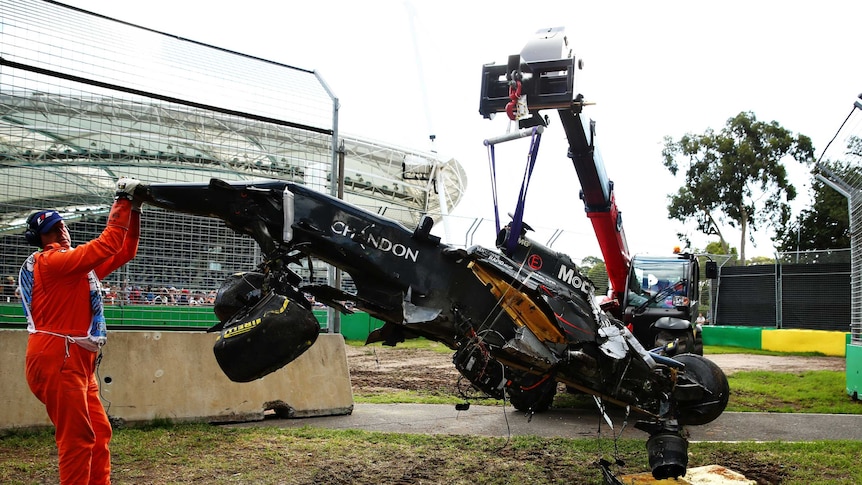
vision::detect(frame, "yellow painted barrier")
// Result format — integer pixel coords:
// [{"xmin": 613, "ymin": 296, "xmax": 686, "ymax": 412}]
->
[{"xmin": 761, "ymin": 329, "xmax": 847, "ymax": 357}]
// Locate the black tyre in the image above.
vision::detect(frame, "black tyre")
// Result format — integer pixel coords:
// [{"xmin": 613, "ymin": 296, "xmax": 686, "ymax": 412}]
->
[
  {"xmin": 693, "ymin": 331, "xmax": 704, "ymax": 355},
  {"xmin": 655, "ymin": 329, "xmax": 698, "ymax": 355},
  {"xmin": 673, "ymin": 353, "xmax": 730, "ymax": 426},
  {"xmin": 214, "ymin": 291, "xmax": 320, "ymax": 382}
]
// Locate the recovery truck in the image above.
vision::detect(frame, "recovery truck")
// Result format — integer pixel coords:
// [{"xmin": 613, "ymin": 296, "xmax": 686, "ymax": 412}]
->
[{"xmin": 478, "ymin": 26, "xmax": 704, "ymax": 357}]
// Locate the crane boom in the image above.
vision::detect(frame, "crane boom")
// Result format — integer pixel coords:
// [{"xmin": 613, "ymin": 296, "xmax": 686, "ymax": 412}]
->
[
  {"xmin": 558, "ymin": 108, "xmax": 630, "ymax": 300},
  {"xmin": 478, "ymin": 27, "xmax": 630, "ymax": 300}
]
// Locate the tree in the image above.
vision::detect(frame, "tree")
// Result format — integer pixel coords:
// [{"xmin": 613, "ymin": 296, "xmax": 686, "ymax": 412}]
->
[
  {"xmin": 704, "ymin": 240, "xmax": 736, "ymax": 256},
  {"xmin": 578, "ymin": 255, "xmax": 604, "ymax": 273},
  {"xmin": 748, "ymin": 255, "xmax": 775, "ymax": 265},
  {"xmin": 774, "ymin": 157, "xmax": 860, "ymax": 252},
  {"xmin": 662, "ymin": 112, "xmax": 814, "ymax": 264},
  {"xmin": 585, "ymin": 260, "xmax": 609, "ymax": 298}
]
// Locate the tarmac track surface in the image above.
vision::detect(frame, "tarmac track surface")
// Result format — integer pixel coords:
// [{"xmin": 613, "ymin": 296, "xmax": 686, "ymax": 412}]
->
[
  {"xmin": 231, "ymin": 349, "xmax": 859, "ymax": 442},
  {"xmin": 235, "ymin": 404, "xmax": 862, "ymax": 442}
]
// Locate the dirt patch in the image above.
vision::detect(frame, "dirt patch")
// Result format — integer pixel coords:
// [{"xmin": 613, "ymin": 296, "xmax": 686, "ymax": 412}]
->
[
  {"xmin": 705, "ymin": 353, "xmax": 845, "ymax": 373},
  {"xmin": 346, "ymin": 345, "xmax": 464, "ymax": 397},
  {"xmin": 347, "ymin": 345, "xmax": 846, "ymax": 397}
]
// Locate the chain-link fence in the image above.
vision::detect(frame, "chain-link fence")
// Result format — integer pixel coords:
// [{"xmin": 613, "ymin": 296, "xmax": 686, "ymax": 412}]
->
[
  {"xmin": 0, "ymin": 0, "xmax": 332, "ymax": 327},
  {"xmin": 815, "ymin": 96, "xmax": 862, "ymax": 343}
]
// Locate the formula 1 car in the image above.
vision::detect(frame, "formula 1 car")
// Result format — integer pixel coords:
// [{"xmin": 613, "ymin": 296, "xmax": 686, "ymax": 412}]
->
[{"xmin": 137, "ymin": 176, "xmax": 728, "ymax": 480}]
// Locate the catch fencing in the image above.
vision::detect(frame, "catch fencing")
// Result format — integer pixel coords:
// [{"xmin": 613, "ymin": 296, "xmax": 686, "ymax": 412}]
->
[
  {"xmin": 813, "ymin": 96, "xmax": 862, "ymax": 344},
  {"xmin": 711, "ymin": 250, "xmax": 851, "ymax": 331},
  {"xmin": 0, "ymin": 0, "xmax": 335, "ymax": 328}
]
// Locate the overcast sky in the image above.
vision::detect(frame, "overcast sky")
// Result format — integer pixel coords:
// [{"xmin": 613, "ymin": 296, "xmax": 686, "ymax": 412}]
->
[{"xmin": 64, "ymin": 0, "xmax": 862, "ymax": 261}]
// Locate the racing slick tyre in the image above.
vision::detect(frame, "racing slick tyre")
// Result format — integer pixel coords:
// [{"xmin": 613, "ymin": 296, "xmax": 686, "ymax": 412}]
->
[
  {"xmin": 213, "ymin": 291, "xmax": 320, "ymax": 382},
  {"xmin": 673, "ymin": 353, "xmax": 730, "ymax": 426}
]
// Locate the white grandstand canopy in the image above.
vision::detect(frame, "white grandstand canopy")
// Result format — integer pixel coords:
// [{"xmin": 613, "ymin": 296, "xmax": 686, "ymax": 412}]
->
[{"xmin": 0, "ymin": 0, "xmax": 466, "ymax": 234}]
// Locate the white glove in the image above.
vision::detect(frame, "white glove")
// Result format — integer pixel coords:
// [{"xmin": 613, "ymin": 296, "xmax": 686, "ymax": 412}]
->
[{"xmin": 115, "ymin": 177, "xmax": 140, "ymax": 200}]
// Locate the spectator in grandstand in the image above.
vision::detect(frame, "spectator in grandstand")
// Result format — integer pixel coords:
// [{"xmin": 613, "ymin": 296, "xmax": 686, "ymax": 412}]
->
[
  {"xmin": 18, "ymin": 178, "xmax": 142, "ymax": 485},
  {"xmin": 168, "ymin": 286, "xmax": 179, "ymax": 305},
  {"xmin": 121, "ymin": 279, "xmax": 132, "ymax": 305},
  {"xmin": 129, "ymin": 286, "xmax": 143, "ymax": 304},
  {"xmin": 2, "ymin": 275, "xmax": 16, "ymax": 302},
  {"xmin": 144, "ymin": 286, "xmax": 155, "ymax": 304},
  {"xmin": 153, "ymin": 287, "xmax": 170, "ymax": 305},
  {"xmin": 103, "ymin": 286, "xmax": 117, "ymax": 305},
  {"xmin": 189, "ymin": 291, "xmax": 204, "ymax": 305}
]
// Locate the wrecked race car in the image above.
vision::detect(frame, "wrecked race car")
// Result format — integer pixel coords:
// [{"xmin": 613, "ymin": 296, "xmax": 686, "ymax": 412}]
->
[{"xmin": 137, "ymin": 177, "xmax": 728, "ymax": 480}]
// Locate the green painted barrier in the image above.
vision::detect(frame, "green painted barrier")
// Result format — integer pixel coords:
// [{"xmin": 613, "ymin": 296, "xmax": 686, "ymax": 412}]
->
[
  {"xmin": 2, "ymin": 303, "xmax": 385, "ymax": 340},
  {"xmin": 701, "ymin": 325, "xmax": 763, "ymax": 349},
  {"xmin": 847, "ymin": 344, "xmax": 862, "ymax": 400},
  {"xmin": 1, "ymin": 302, "xmax": 218, "ymax": 328},
  {"xmin": 105, "ymin": 305, "xmax": 218, "ymax": 327},
  {"xmin": 338, "ymin": 313, "xmax": 386, "ymax": 341},
  {"xmin": 0, "ymin": 303, "xmax": 25, "ymax": 326}
]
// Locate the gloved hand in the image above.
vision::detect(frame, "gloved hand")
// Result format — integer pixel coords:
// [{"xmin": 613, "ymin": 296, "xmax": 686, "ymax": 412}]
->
[{"xmin": 115, "ymin": 177, "xmax": 140, "ymax": 201}]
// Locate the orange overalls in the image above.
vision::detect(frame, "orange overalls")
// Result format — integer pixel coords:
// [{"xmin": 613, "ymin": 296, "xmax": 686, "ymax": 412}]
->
[{"xmin": 25, "ymin": 199, "xmax": 139, "ymax": 485}]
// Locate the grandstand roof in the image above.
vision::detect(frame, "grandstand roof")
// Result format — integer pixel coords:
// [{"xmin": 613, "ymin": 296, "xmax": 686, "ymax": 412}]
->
[{"xmin": 0, "ymin": 91, "xmax": 467, "ymax": 234}]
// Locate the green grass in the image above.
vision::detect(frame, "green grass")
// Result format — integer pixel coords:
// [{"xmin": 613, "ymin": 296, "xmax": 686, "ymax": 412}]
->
[
  {"xmin": 2, "ymin": 425, "xmax": 861, "ymax": 484},
  {"xmin": 348, "ymin": 341, "xmax": 861, "ymax": 414},
  {"xmin": 355, "ymin": 390, "xmax": 467, "ymax": 405},
  {"xmin": 726, "ymin": 370, "xmax": 860, "ymax": 413},
  {"xmin": 346, "ymin": 338, "xmax": 455, "ymax": 353}
]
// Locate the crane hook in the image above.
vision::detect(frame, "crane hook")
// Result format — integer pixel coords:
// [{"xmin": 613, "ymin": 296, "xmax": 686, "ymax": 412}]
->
[{"xmin": 505, "ymin": 80, "xmax": 522, "ymax": 121}]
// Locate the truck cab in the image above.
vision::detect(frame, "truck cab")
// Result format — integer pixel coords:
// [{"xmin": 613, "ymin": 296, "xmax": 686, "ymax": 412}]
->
[{"xmin": 623, "ymin": 253, "xmax": 703, "ymax": 354}]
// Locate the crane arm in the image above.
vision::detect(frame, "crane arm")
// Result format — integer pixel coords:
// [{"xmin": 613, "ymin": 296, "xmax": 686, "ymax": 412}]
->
[
  {"xmin": 478, "ymin": 27, "xmax": 630, "ymax": 298},
  {"xmin": 557, "ymin": 108, "xmax": 630, "ymax": 298}
]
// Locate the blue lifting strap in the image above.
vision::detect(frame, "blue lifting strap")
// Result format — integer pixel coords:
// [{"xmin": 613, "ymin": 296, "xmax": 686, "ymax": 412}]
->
[{"xmin": 485, "ymin": 126, "xmax": 543, "ymax": 256}]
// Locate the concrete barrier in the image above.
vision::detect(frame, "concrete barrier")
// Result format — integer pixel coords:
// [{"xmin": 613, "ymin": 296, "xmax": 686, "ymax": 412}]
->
[{"xmin": 0, "ymin": 330, "xmax": 353, "ymax": 432}]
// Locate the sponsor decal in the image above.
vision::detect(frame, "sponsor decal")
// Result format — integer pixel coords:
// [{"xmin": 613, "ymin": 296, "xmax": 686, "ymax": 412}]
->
[
  {"xmin": 331, "ymin": 220, "xmax": 419, "ymax": 262},
  {"xmin": 528, "ymin": 254, "xmax": 543, "ymax": 270},
  {"xmin": 557, "ymin": 264, "xmax": 595, "ymax": 296},
  {"xmin": 222, "ymin": 298, "xmax": 290, "ymax": 339}
]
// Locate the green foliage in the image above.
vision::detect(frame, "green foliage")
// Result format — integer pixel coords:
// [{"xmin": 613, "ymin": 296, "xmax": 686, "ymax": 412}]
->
[
  {"xmin": 662, "ymin": 111, "xmax": 815, "ymax": 263},
  {"xmin": 775, "ymin": 158, "xmax": 856, "ymax": 252},
  {"xmin": 704, "ymin": 240, "xmax": 735, "ymax": 255},
  {"xmin": 579, "ymin": 255, "xmax": 604, "ymax": 272},
  {"xmin": 585, "ymin": 259, "xmax": 609, "ymax": 297}
]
